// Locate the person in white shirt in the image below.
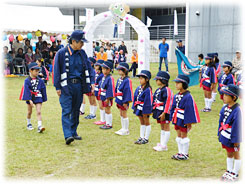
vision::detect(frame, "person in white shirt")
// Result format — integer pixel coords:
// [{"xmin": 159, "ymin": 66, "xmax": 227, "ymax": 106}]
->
[{"xmin": 106, "ymin": 45, "xmax": 114, "ymax": 62}]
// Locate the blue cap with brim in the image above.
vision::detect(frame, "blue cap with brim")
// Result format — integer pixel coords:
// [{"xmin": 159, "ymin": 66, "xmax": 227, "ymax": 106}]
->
[
  {"xmin": 101, "ymin": 61, "xmax": 113, "ymax": 70},
  {"xmin": 153, "ymin": 71, "xmax": 170, "ymax": 81},
  {"xmin": 116, "ymin": 62, "xmax": 129, "ymax": 71},
  {"xmin": 173, "ymin": 74, "xmax": 190, "ymax": 84},
  {"xmin": 94, "ymin": 59, "xmax": 104, "ymax": 66},
  {"xmin": 136, "ymin": 70, "xmax": 151, "ymax": 79},
  {"xmin": 220, "ymin": 84, "xmax": 239, "ymax": 97},
  {"xmin": 70, "ymin": 30, "xmax": 88, "ymax": 43},
  {"xmin": 28, "ymin": 62, "xmax": 41, "ymax": 70},
  {"xmin": 222, "ymin": 61, "xmax": 233, "ymax": 68}
]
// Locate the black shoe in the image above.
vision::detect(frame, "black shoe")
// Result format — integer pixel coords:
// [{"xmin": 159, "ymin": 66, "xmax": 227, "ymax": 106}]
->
[
  {"xmin": 100, "ymin": 125, "xmax": 112, "ymax": 129},
  {"xmin": 65, "ymin": 137, "xmax": 74, "ymax": 145},
  {"xmin": 134, "ymin": 137, "xmax": 143, "ymax": 144},
  {"xmin": 74, "ymin": 135, "xmax": 82, "ymax": 140},
  {"xmin": 141, "ymin": 138, "xmax": 149, "ymax": 144}
]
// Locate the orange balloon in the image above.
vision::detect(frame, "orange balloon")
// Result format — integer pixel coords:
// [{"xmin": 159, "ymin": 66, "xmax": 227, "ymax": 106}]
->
[{"xmin": 18, "ymin": 34, "xmax": 23, "ymax": 41}]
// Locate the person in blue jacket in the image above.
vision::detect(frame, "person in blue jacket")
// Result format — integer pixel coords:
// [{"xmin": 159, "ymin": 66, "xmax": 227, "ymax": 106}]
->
[
  {"xmin": 218, "ymin": 84, "xmax": 241, "ymax": 181},
  {"xmin": 53, "ymin": 30, "xmax": 95, "ymax": 145}
]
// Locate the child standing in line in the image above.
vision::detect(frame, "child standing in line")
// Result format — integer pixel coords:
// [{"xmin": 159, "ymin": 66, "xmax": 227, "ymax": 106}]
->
[
  {"xmin": 83, "ymin": 57, "xmax": 97, "ymax": 120},
  {"xmin": 93, "ymin": 60, "xmax": 106, "ymax": 125},
  {"xmin": 218, "ymin": 61, "xmax": 235, "ymax": 104},
  {"xmin": 218, "ymin": 84, "xmax": 241, "ymax": 181},
  {"xmin": 114, "ymin": 62, "xmax": 134, "ymax": 135},
  {"xmin": 152, "ymin": 71, "xmax": 173, "ymax": 151},
  {"xmin": 36, "ymin": 58, "xmax": 48, "ymax": 84},
  {"xmin": 208, "ymin": 53, "xmax": 220, "ymax": 102},
  {"xmin": 99, "ymin": 61, "xmax": 115, "ymax": 129},
  {"xmin": 170, "ymin": 74, "xmax": 200, "ymax": 160},
  {"xmin": 132, "ymin": 70, "xmax": 153, "ymax": 144},
  {"xmin": 19, "ymin": 62, "xmax": 47, "ymax": 133},
  {"xmin": 200, "ymin": 56, "xmax": 217, "ymax": 112}
]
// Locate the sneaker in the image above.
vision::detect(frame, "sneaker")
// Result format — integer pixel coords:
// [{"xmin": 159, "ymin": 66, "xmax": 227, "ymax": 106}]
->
[
  {"xmin": 141, "ymin": 138, "xmax": 149, "ymax": 144},
  {"xmin": 94, "ymin": 121, "xmax": 106, "ymax": 125},
  {"xmin": 100, "ymin": 125, "xmax": 112, "ymax": 129},
  {"xmin": 225, "ymin": 172, "xmax": 239, "ymax": 181},
  {"xmin": 171, "ymin": 153, "xmax": 181, "ymax": 160},
  {"xmin": 80, "ymin": 111, "xmax": 85, "ymax": 115},
  {"xmin": 201, "ymin": 108, "xmax": 207, "ymax": 112},
  {"xmin": 134, "ymin": 137, "xmax": 143, "ymax": 144},
  {"xmin": 27, "ymin": 124, "xmax": 34, "ymax": 130},
  {"xmin": 201, "ymin": 108, "xmax": 211, "ymax": 112},
  {"xmin": 115, "ymin": 129, "xmax": 124, "ymax": 135},
  {"xmin": 37, "ymin": 126, "xmax": 45, "ymax": 133},
  {"xmin": 85, "ymin": 114, "xmax": 92, "ymax": 119},
  {"xmin": 221, "ymin": 170, "xmax": 231, "ymax": 181},
  {"xmin": 153, "ymin": 143, "xmax": 168, "ymax": 151},
  {"xmin": 120, "ymin": 130, "xmax": 130, "ymax": 135},
  {"xmin": 177, "ymin": 153, "xmax": 189, "ymax": 160}
]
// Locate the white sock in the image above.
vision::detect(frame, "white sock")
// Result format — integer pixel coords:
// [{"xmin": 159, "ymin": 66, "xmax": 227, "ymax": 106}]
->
[
  {"xmin": 93, "ymin": 105, "xmax": 97, "ymax": 116},
  {"xmin": 212, "ymin": 92, "xmax": 217, "ymax": 101},
  {"xmin": 227, "ymin": 157, "xmax": 234, "ymax": 172},
  {"xmin": 90, "ymin": 105, "xmax": 94, "ymax": 115},
  {"xmin": 140, "ymin": 125, "xmax": 146, "ymax": 138},
  {"xmin": 176, "ymin": 137, "xmax": 182, "ymax": 154},
  {"xmin": 181, "ymin": 137, "xmax": 190, "ymax": 155},
  {"xmin": 160, "ymin": 130, "xmax": 165, "ymax": 146},
  {"xmin": 100, "ymin": 109, "xmax": 105, "ymax": 122},
  {"xmin": 204, "ymin": 98, "xmax": 208, "ymax": 109},
  {"xmin": 144, "ymin": 125, "xmax": 151, "ymax": 140},
  {"xmin": 105, "ymin": 113, "xmax": 112, "ymax": 126},
  {"xmin": 80, "ymin": 103, "xmax": 85, "ymax": 113},
  {"xmin": 123, "ymin": 118, "xmax": 129, "ymax": 131},
  {"xmin": 233, "ymin": 159, "xmax": 241, "ymax": 175},
  {"xmin": 163, "ymin": 131, "xmax": 170, "ymax": 147},
  {"xmin": 38, "ymin": 121, "xmax": 42, "ymax": 127},
  {"xmin": 27, "ymin": 118, "xmax": 31, "ymax": 125},
  {"xmin": 208, "ymin": 98, "xmax": 213, "ymax": 109}
]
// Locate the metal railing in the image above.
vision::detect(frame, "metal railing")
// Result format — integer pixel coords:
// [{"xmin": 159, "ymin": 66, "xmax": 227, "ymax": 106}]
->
[{"xmin": 81, "ymin": 24, "xmax": 185, "ymax": 41}]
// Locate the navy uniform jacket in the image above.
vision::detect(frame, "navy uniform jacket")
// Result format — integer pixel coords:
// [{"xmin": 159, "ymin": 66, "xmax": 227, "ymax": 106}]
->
[
  {"xmin": 118, "ymin": 54, "xmax": 126, "ymax": 63},
  {"xmin": 38, "ymin": 66, "xmax": 47, "ymax": 80},
  {"xmin": 94, "ymin": 72, "xmax": 104, "ymax": 97},
  {"xmin": 53, "ymin": 45, "xmax": 94, "ymax": 95},
  {"xmin": 132, "ymin": 86, "xmax": 153, "ymax": 116},
  {"xmin": 170, "ymin": 91, "xmax": 200, "ymax": 127},
  {"xmin": 200, "ymin": 65, "xmax": 216, "ymax": 88},
  {"xmin": 152, "ymin": 86, "xmax": 173, "ymax": 121},
  {"xmin": 218, "ymin": 104, "xmax": 241, "ymax": 147},
  {"xmin": 99, "ymin": 74, "xmax": 115, "ymax": 101},
  {"xmin": 115, "ymin": 77, "xmax": 133, "ymax": 106},
  {"xmin": 19, "ymin": 77, "xmax": 47, "ymax": 104},
  {"xmin": 218, "ymin": 73, "xmax": 235, "ymax": 94},
  {"xmin": 177, "ymin": 45, "xmax": 185, "ymax": 54}
]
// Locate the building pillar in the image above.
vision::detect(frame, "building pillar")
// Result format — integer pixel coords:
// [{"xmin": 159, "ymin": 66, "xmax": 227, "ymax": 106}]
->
[{"xmin": 73, "ymin": 9, "xmax": 80, "ymax": 30}]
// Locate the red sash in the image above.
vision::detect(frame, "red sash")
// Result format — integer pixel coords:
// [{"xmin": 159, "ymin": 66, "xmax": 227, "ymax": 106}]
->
[
  {"xmin": 219, "ymin": 122, "xmax": 232, "ymax": 132},
  {"xmin": 200, "ymin": 78, "xmax": 210, "ymax": 88},
  {"xmin": 153, "ymin": 102, "xmax": 164, "ymax": 109},
  {"xmin": 172, "ymin": 108, "xmax": 184, "ymax": 124}
]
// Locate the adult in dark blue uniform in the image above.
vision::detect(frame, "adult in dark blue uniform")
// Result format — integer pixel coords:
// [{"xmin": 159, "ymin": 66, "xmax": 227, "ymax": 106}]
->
[{"xmin": 53, "ymin": 30, "xmax": 95, "ymax": 145}]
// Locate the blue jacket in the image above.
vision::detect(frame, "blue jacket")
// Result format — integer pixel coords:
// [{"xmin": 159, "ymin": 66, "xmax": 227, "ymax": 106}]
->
[{"xmin": 53, "ymin": 45, "xmax": 94, "ymax": 94}]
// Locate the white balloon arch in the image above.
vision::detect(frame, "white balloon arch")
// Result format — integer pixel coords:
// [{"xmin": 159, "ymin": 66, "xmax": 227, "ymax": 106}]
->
[{"xmin": 83, "ymin": 11, "xmax": 150, "ymax": 73}]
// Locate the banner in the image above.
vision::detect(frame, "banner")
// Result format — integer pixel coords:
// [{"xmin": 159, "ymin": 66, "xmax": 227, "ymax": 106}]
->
[
  {"xmin": 118, "ymin": 19, "xmax": 126, "ymax": 34},
  {"xmin": 175, "ymin": 48, "xmax": 200, "ymax": 86},
  {"xmin": 146, "ymin": 16, "xmax": 152, "ymax": 27},
  {"xmin": 174, "ymin": 10, "xmax": 178, "ymax": 35},
  {"xmin": 86, "ymin": 8, "xmax": 94, "ymax": 22}
]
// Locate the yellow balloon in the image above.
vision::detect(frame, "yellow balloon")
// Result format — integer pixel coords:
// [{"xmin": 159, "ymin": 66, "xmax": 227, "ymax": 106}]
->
[
  {"xmin": 18, "ymin": 34, "xmax": 23, "ymax": 41},
  {"xmin": 62, "ymin": 34, "xmax": 67, "ymax": 40},
  {"xmin": 35, "ymin": 30, "xmax": 41, "ymax": 37}
]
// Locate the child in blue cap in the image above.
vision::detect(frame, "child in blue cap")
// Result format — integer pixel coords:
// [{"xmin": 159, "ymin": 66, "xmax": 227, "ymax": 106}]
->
[
  {"xmin": 114, "ymin": 62, "xmax": 134, "ymax": 135},
  {"xmin": 218, "ymin": 84, "xmax": 241, "ymax": 181},
  {"xmin": 19, "ymin": 62, "xmax": 47, "ymax": 133},
  {"xmin": 152, "ymin": 71, "xmax": 174, "ymax": 151},
  {"xmin": 132, "ymin": 70, "xmax": 153, "ymax": 144},
  {"xmin": 170, "ymin": 74, "xmax": 200, "ymax": 160},
  {"xmin": 99, "ymin": 61, "xmax": 115, "ymax": 129},
  {"xmin": 218, "ymin": 61, "xmax": 235, "ymax": 104}
]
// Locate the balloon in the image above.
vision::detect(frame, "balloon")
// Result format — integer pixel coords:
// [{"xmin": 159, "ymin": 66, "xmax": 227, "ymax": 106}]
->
[
  {"xmin": 27, "ymin": 33, "xmax": 33, "ymax": 39},
  {"xmin": 9, "ymin": 34, "xmax": 14, "ymax": 42},
  {"xmin": 18, "ymin": 34, "xmax": 23, "ymax": 41},
  {"xmin": 62, "ymin": 34, "xmax": 67, "ymax": 40},
  {"xmin": 35, "ymin": 30, "xmax": 42, "ymax": 37},
  {"xmin": 50, "ymin": 36, "xmax": 55, "ymax": 42},
  {"xmin": 2, "ymin": 34, "xmax": 7, "ymax": 41},
  {"xmin": 57, "ymin": 34, "xmax": 62, "ymax": 41}
]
